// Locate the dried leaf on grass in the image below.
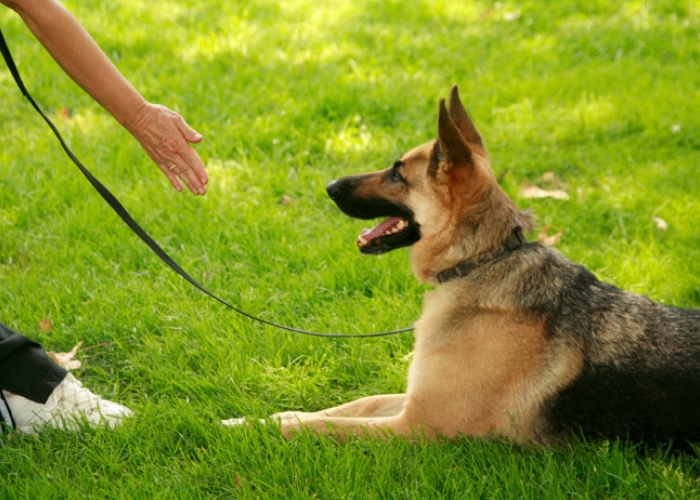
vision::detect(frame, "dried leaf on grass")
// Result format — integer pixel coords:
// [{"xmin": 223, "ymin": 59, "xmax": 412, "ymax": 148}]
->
[
  {"xmin": 519, "ymin": 171, "xmax": 570, "ymax": 200},
  {"xmin": 652, "ymin": 217, "xmax": 668, "ymax": 230},
  {"xmin": 537, "ymin": 225, "xmax": 564, "ymax": 246},
  {"xmin": 519, "ymin": 185, "xmax": 570, "ymax": 200},
  {"xmin": 541, "ymin": 171, "xmax": 561, "ymax": 185},
  {"xmin": 38, "ymin": 318, "xmax": 52, "ymax": 331},
  {"xmin": 47, "ymin": 341, "xmax": 84, "ymax": 371}
]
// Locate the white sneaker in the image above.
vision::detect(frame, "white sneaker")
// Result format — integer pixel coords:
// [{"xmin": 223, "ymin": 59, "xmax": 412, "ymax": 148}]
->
[{"xmin": 1, "ymin": 373, "xmax": 133, "ymax": 433}]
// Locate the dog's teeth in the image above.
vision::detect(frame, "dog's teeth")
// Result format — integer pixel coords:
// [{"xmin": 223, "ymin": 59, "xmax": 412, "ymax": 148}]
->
[
  {"xmin": 358, "ymin": 236, "xmax": 368, "ymax": 247},
  {"xmin": 383, "ymin": 219, "xmax": 408, "ymax": 236}
]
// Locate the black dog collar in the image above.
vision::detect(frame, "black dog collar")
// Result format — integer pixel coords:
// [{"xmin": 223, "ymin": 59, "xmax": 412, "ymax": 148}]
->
[{"xmin": 436, "ymin": 227, "xmax": 527, "ymax": 284}]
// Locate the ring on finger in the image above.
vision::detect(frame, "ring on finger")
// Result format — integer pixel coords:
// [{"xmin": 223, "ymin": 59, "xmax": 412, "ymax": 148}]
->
[{"xmin": 168, "ymin": 164, "xmax": 177, "ymax": 172}]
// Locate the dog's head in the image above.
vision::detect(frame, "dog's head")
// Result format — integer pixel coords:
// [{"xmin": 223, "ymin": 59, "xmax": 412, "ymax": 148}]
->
[{"xmin": 327, "ymin": 85, "xmax": 531, "ymax": 282}]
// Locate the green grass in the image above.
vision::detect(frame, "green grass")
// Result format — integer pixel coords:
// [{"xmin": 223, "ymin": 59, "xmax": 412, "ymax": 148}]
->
[{"xmin": 1, "ymin": 0, "xmax": 700, "ymax": 497}]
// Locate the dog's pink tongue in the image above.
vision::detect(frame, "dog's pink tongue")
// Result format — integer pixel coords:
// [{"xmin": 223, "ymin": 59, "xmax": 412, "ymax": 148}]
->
[{"xmin": 357, "ymin": 217, "xmax": 405, "ymax": 248}]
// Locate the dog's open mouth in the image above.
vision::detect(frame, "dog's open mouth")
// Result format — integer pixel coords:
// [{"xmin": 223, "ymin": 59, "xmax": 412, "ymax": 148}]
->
[
  {"xmin": 356, "ymin": 216, "xmax": 418, "ymax": 255},
  {"xmin": 325, "ymin": 177, "xmax": 420, "ymax": 255}
]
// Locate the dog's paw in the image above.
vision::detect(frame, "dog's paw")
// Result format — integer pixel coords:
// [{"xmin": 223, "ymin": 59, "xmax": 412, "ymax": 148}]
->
[
  {"xmin": 222, "ymin": 417, "xmax": 275, "ymax": 427},
  {"xmin": 221, "ymin": 417, "xmax": 254, "ymax": 427}
]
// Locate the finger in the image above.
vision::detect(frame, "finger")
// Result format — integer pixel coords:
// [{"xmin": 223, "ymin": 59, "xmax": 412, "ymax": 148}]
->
[
  {"xmin": 176, "ymin": 116, "xmax": 204, "ymax": 144},
  {"xmin": 183, "ymin": 149, "xmax": 209, "ymax": 185},
  {"xmin": 168, "ymin": 124, "xmax": 207, "ymax": 186},
  {"xmin": 177, "ymin": 127, "xmax": 208, "ymax": 185},
  {"xmin": 187, "ymin": 128, "xmax": 204, "ymax": 143},
  {"xmin": 177, "ymin": 158, "xmax": 207, "ymax": 195},
  {"xmin": 168, "ymin": 162, "xmax": 205, "ymax": 195},
  {"xmin": 164, "ymin": 165, "xmax": 184, "ymax": 192},
  {"xmin": 181, "ymin": 168, "xmax": 206, "ymax": 195}
]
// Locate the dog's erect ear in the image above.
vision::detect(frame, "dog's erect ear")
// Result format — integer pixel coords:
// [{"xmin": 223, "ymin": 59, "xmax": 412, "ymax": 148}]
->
[
  {"xmin": 438, "ymin": 98, "xmax": 472, "ymax": 172},
  {"xmin": 449, "ymin": 85, "xmax": 483, "ymax": 147}
]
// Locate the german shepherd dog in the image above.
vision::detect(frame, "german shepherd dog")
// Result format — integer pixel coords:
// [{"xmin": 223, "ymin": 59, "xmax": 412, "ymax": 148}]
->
[{"xmin": 225, "ymin": 86, "xmax": 700, "ymax": 446}]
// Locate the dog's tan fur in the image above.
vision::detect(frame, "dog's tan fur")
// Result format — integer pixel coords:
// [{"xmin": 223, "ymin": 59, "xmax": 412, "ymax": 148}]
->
[{"xmin": 224, "ymin": 86, "xmax": 700, "ymax": 445}]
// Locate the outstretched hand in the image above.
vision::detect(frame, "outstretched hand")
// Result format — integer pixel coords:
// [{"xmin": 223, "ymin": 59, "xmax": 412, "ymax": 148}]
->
[{"xmin": 127, "ymin": 103, "xmax": 209, "ymax": 195}]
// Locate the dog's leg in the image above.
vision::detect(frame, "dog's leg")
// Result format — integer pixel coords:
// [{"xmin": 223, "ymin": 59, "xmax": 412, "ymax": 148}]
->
[
  {"xmin": 223, "ymin": 394, "xmax": 412, "ymax": 437},
  {"xmin": 278, "ymin": 413, "xmax": 414, "ymax": 439},
  {"xmin": 274, "ymin": 394, "xmax": 417, "ymax": 438},
  {"xmin": 273, "ymin": 393, "xmax": 407, "ymax": 421}
]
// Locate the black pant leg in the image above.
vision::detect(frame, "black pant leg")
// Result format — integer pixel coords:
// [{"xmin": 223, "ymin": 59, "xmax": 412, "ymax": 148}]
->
[{"xmin": 0, "ymin": 322, "xmax": 67, "ymax": 404}]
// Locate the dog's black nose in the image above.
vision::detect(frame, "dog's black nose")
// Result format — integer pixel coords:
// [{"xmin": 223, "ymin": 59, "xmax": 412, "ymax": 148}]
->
[{"xmin": 326, "ymin": 179, "xmax": 343, "ymax": 201}]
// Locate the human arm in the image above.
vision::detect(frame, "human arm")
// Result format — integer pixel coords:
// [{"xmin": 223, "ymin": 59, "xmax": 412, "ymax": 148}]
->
[{"xmin": 1, "ymin": 0, "xmax": 208, "ymax": 195}]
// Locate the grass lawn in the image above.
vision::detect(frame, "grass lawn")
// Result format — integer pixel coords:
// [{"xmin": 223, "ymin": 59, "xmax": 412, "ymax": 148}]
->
[{"xmin": 2, "ymin": 0, "xmax": 700, "ymax": 497}]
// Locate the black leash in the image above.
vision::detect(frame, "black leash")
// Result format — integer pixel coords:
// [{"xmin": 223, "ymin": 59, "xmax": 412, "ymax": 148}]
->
[{"xmin": 0, "ymin": 28, "xmax": 413, "ymax": 338}]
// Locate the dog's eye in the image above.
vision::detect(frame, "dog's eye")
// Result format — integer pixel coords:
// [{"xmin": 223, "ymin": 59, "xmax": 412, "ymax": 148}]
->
[{"xmin": 389, "ymin": 162, "xmax": 406, "ymax": 184}]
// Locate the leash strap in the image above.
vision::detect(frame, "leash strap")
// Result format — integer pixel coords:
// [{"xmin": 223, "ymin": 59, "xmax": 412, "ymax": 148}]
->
[{"xmin": 0, "ymin": 28, "xmax": 412, "ymax": 338}]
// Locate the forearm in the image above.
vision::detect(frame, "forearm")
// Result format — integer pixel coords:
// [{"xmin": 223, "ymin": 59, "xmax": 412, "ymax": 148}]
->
[
  {"xmin": 3, "ymin": 0, "xmax": 209, "ymax": 195},
  {"xmin": 4, "ymin": 0, "xmax": 147, "ymax": 130}
]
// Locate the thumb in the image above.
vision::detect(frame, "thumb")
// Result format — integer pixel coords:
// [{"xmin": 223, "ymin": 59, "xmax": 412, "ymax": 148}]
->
[{"xmin": 177, "ymin": 118, "xmax": 204, "ymax": 143}]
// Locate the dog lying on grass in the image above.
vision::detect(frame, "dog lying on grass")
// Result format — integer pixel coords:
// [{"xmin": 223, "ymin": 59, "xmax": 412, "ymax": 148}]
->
[{"xmin": 224, "ymin": 86, "xmax": 700, "ymax": 446}]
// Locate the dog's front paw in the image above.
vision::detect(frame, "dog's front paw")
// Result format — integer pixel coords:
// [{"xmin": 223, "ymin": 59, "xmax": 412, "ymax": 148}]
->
[
  {"xmin": 270, "ymin": 411, "xmax": 305, "ymax": 421},
  {"xmin": 221, "ymin": 417, "xmax": 262, "ymax": 427}
]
